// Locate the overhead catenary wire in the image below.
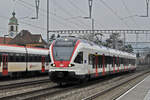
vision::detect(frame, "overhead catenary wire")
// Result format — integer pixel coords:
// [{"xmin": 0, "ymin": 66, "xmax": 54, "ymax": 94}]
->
[
  {"xmin": 17, "ymin": 1, "xmax": 67, "ymax": 30},
  {"xmin": 98, "ymin": 0, "xmax": 131, "ymax": 29},
  {"xmin": 53, "ymin": 0, "xmax": 89, "ymax": 29},
  {"xmin": 18, "ymin": 0, "xmax": 86, "ymax": 29},
  {"xmin": 17, "ymin": 0, "xmax": 64, "ymax": 30},
  {"xmin": 121, "ymin": 0, "xmax": 140, "ymax": 29},
  {"xmin": 66, "ymin": 0, "xmax": 104, "ymax": 29},
  {"xmin": 17, "ymin": 0, "xmax": 78, "ymax": 29}
]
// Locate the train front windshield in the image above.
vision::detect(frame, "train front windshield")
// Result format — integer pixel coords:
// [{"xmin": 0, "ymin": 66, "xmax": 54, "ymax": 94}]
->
[{"xmin": 53, "ymin": 39, "xmax": 77, "ymax": 61}]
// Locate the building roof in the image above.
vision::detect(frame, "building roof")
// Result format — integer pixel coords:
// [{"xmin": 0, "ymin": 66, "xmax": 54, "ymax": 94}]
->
[
  {"xmin": 0, "ymin": 37, "xmax": 12, "ymax": 44},
  {"xmin": 9, "ymin": 30, "xmax": 47, "ymax": 47}
]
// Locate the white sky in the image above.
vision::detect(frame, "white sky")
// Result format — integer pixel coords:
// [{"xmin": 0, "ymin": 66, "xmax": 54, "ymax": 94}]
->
[{"xmin": 0, "ymin": 0, "xmax": 149, "ymax": 42}]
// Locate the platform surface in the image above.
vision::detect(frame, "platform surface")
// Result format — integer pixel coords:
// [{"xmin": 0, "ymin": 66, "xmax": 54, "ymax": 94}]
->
[{"xmin": 116, "ymin": 75, "xmax": 150, "ymax": 100}]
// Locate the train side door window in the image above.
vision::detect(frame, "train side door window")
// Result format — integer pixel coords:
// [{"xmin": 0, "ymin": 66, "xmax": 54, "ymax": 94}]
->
[
  {"xmin": 88, "ymin": 54, "xmax": 93, "ymax": 65},
  {"xmin": 113, "ymin": 56, "xmax": 115, "ymax": 67},
  {"xmin": 0, "ymin": 54, "xmax": 1, "ymax": 66},
  {"xmin": 47, "ymin": 54, "xmax": 51, "ymax": 62},
  {"xmin": 92, "ymin": 55, "xmax": 95, "ymax": 68},
  {"xmin": 105, "ymin": 56, "xmax": 108, "ymax": 68},
  {"xmin": 98, "ymin": 55, "xmax": 103, "ymax": 68},
  {"xmin": 45, "ymin": 54, "xmax": 51, "ymax": 65},
  {"xmin": 117, "ymin": 57, "xmax": 120, "ymax": 67},
  {"xmin": 74, "ymin": 52, "xmax": 83, "ymax": 64}
]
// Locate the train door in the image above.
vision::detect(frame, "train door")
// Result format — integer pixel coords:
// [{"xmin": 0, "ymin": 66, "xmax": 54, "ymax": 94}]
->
[
  {"xmin": 41, "ymin": 56, "xmax": 45, "ymax": 72},
  {"xmin": 102, "ymin": 54, "xmax": 105, "ymax": 75},
  {"xmin": 2, "ymin": 54, "xmax": 8, "ymax": 75},
  {"xmin": 113, "ymin": 56, "xmax": 115, "ymax": 73},
  {"xmin": 95, "ymin": 55, "xmax": 98, "ymax": 77},
  {"xmin": 117, "ymin": 56, "xmax": 119, "ymax": 72}
]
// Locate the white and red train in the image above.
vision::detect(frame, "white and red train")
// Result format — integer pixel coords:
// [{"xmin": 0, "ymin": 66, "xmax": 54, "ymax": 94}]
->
[
  {"xmin": 0, "ymin": 44, "xmax": 50, "ymax": 77},
  {"xmin": 49, "ymin": 37, "xmax": 136, "ymax": 84}
]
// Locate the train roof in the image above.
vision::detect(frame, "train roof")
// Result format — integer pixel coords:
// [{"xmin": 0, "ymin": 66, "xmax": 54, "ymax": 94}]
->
[
  {"xmin": 0, "ymin": 44, "xmax": 49, "ymax": 55},
  {"xmin": 80, "ymin": 40, "xmax": 136, "ymax": 58},
  {"xmin": 54, "ymin": 37, "xmax": 136, "ymax": 59}
]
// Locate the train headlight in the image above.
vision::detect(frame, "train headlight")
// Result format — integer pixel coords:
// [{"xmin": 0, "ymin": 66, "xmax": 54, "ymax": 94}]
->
[
  {"xmin": 68, "ymin": 64, "xmax": 75, "ymax": 67},
  {"xmin": 51, "ymin": 64, "xmax": 56, "ymax": 67}
]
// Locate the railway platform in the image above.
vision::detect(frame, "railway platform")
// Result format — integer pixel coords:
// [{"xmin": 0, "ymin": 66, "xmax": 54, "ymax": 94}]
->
[{"xmin": 116, "ymin": 75, "xmax": 150, "ymax": 100}]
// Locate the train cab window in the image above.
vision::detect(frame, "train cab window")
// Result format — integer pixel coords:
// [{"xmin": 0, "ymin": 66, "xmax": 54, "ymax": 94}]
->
[{"xmin": 74, "ymin": 52, "xmax": 83, "ymax": 64}]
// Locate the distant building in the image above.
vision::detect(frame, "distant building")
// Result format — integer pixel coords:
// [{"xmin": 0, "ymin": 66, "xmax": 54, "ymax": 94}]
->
[
  {"xmin": 8, "ymin": 12, "xmax": 19, "ymax": 38},
  {"xmin": 0, "ymin": 37, "xmax": 12, "ymax": 44},
  {"xmin": 9, "ymin": 30, "xmax": 47, "ymax": 48}
]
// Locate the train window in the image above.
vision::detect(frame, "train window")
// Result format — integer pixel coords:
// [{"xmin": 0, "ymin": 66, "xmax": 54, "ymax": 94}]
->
[
  {"xmin": 112, "ymin": 56, "xmax": 115, "ymax": 67},
  {"xmin": 38, "ymin": 56, "xmax": 41, "ymax": 62},
  {"xmin": 48, "ymin": 54, "xmax": 51, "ymax": 62},
  {"xmin": 0, "ymin": 54, "xmax": 1, "ymax": 62},
  {"xmin": 133, "ymin": 59, "xmax": 136, "ymax": 65},
  {"xmin": 109, "ymin": 56, "xmax": 113, "ymax": 65},
  {"xmin": 120, "ymin": 58, "xmax": 123, "ymax": 64},
  {"xmin": 117, "ymin": 57, "xmax": 120, "ymax": 67},
  {"xmin": 124, "ymin": 59, "xmax": 128, "ymax": 66},
  {"xmin": 88, "ymin": 54, "xmax": 93, "ymax": 65},
  {"xmin": 74, "ymin": 52, "xmax": 83, "ymax": 64},
  {"xmin": 33, "ymin": 55, "xmax": 37, "ymax": 62},
  {"xmin": 103, "ymin": 55, "xmax": 107, "ymax": 68},
  {"xmin": 92, "ymin": 55, "xmax": 95, "ymax": 68},
  {"xmin": 20, "ymin": 54, "xmax": 25, "ymax": 62},
  {"xmin": 16, "ymin": 54, "xmax": 20, "ymax": 62},
  {"xmin": 29, "ymin": 54, "xmax": 33, "ymax": 62},
  {"xmin": 34, "ymin": 55, "xmax": 37, "ymax": 62},
  {"xmin": 105, "ymin": 56, "xmax": 108, "ymax": 67},
  {"xmin": 98, "ymin": 55, "xmax": 103, "ymax": 68},
  {"xmin": 114, "ymin": 57, "xmax": 117, "ymax": 65}
]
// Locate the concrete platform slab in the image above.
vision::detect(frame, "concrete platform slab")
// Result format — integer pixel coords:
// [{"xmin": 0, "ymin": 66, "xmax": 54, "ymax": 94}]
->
[{"xmin": 116, "ymin": 75, "xmax": 150, "ymax": 100}]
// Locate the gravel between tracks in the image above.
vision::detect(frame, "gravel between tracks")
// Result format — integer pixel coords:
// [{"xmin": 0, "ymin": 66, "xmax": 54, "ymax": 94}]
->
[
  {"xmin": 0, "ymin": 76, "xmax": 49, "ymax": 86},
  {"xmin": 44, "ymin": 66, "xmax": 150, "ymax": 100}
]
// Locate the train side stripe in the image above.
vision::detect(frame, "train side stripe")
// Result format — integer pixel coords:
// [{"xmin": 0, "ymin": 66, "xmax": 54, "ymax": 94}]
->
[{"xmin": 51, "ymin": 41, "xmax": 55, "ymax": 62}]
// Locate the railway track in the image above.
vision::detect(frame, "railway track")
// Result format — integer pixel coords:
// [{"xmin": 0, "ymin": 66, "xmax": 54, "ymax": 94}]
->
[
  {"xmin": 0, "ymin": 82, "xmax": 78, "ymax": 100},
  {"xmin": 2, "ymin": 72, "xmax": 136, "ymax": 100},
  {"xmin": 0, "ymin": 65, "xmax": 148, "ymax": 100},
  {"xmin": 82, "ymin": 71, "xmax": 150, "ymax": 100},
  {"xmin": 46, "ymin": 66, "xmax": 150, "ymax": 100},
  {"xmin": 0, "ymin": 78, "xmax": 50, "ymax": 90}
]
